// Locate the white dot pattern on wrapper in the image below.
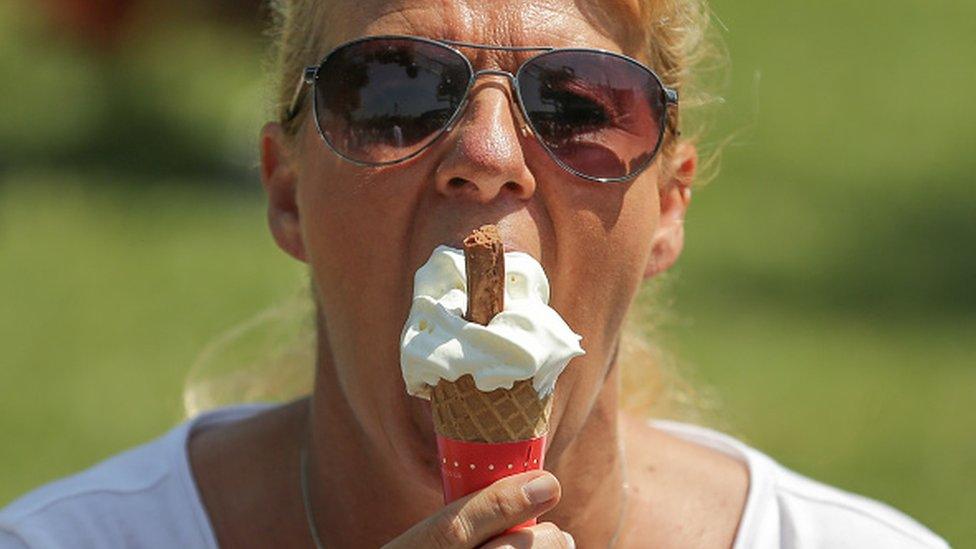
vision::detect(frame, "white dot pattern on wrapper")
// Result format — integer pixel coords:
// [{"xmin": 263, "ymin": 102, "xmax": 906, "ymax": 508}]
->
[
  {"xmin": 443, "ymin": 457, "xmax": 543, "ymax": 471},
  {"xmin": 423, "ymin": 446, "xmax": 565, "ymax": 532}
]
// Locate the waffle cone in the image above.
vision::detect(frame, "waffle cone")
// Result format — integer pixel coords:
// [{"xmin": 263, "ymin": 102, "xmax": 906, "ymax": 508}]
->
[{"xmin": 431, "ymin": 374, "xmax": 552, "ymax": 443}]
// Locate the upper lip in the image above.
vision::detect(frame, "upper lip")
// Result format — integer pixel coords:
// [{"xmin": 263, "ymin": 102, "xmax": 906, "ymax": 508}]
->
[
  {"xmin": 497, "ymin": 227, "xmax": 536, "ymax": 257},
  {"xmin": 502, "ymin": 241, "xmax": 528, "ymax": 254},
  {"xmin": 441, "ymin": 219, "xmax": 539, "ymax": 258},
  {"xmin": 440, "ymin": 235, "xmax": 531, "ymax": 256}
]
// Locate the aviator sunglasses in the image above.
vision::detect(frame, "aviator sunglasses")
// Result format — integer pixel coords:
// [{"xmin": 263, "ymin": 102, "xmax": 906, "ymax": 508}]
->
[{"xmin": 286, "ymin": 35, "xmax": 679, "ymax": 182}]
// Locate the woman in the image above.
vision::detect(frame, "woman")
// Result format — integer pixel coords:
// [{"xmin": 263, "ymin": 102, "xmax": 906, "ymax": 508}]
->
[{"xmin": 0, "ymin": 0, "xmax": 951, "ymax": 547}]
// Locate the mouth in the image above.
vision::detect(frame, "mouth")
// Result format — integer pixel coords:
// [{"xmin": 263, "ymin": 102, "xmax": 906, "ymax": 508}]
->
[
  {"xmin": 441, "ymin": 226, "xmax": 537, "ymax": 258},
  {"xmin": 497, "ymin": 218, "xmax": 537, "ymax": 257}
]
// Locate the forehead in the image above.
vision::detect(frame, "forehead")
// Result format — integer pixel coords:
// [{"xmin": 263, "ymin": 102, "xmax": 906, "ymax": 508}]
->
[{"xmin": 327, "ymin": 0, "xmax": 643, "ymax": 56}]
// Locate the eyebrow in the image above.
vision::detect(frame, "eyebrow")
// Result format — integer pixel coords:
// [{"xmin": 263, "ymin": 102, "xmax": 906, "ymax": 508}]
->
[{"xmin": 435, "ymin": 37, "xmax": 554, "ymax": 52}]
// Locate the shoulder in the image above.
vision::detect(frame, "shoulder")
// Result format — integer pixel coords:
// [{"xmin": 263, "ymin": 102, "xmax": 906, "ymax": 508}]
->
[
  {"xmin": 620, "ymin": 413, "xmax": 749, "ymax": 547},
  {"xmin": 0, "ymin": 403, "xmax": 274, "ymax": 549},
  {"xmin": 644, "ymin": 418, "xmax": 950, "ymax": 549}
]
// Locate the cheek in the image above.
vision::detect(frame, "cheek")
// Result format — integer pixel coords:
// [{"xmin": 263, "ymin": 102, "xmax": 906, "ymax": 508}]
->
[
  {"xmin": 557, "ymin": 170, "xmax": 660, "ymax": 277},
  {"xmin": 607, "ymin": 178, "xmax": 662, "ymax": 269},
  {"xmin": 547, "ymin": 172, "xmax": 661, "ymax": 339},
  {"xmin": 294, "ymin": 151, "xmax": 419, "ymax": 326},
  {"xmin": 297, "ymin": 155, "xmax": 355, "ymax": 271},
  {"xmin": 297, "ymin": 143, "xmax": 415, "ymax": 259},
  {"xmin": 294, "ymin": 156, "xmax": 431, "ymax": 394}
]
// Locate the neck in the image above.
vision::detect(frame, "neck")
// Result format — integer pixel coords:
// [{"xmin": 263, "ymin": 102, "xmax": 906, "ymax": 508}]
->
[
  {"xmin": 304, "ymin": 337, "xmax": 627, "ymax": 546},
  {"xmin": 545, "ymin": 366, "xmax": 628, "ymax": 545}
]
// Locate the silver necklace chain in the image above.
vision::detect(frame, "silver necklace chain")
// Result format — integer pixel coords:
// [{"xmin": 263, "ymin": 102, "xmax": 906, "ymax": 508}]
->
[
  {"xmin": 300, "ymin": 442, "xmax": 327, "ymax": 549},
  {"xmin": 608, "ymin": 425, "xmax": 630, "ymax": 548},
  {"xmin": 299, "ymin": 437, "xmax": 629, "ymax": 548}
]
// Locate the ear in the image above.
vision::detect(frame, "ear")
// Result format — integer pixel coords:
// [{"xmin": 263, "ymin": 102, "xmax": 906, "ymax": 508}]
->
[
  {"xmin": 260, "ymin": 122, "xmax": 307, "ymax": 263},
  {"xmin": 643, "ymin": 141, "xmax": 696, "ymax": 279}
]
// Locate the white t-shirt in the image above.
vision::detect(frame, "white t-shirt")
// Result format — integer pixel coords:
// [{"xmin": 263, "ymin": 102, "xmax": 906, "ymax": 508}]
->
[{"xmin": 0, "ymin": 403, "xmax": 950, "ymax": 548}]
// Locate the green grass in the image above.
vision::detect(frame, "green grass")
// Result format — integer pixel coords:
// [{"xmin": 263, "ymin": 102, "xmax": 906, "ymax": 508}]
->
[{"xmin": 0, "ymin": 176, "xmax": 304, "ymax": 501}]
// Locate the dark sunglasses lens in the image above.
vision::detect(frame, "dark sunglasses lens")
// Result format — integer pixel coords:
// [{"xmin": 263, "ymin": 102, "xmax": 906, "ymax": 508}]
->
[
  {"xmin": 314, "ymin": 38, "xmax": 470, "ymax": 164},
  {"xmin": 518, "ymin": 50, "xmax": 666, "ymax": 180}
]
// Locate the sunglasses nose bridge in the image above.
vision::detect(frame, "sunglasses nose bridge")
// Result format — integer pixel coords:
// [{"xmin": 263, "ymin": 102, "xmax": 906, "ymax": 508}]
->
[
  {"xmin": 444, "ymin": 69, "xmax": 523, "ymax": 134},
  {"xmin": 463, "ymin": 69, "xmax": 536, "ymax": 137},
  {"xmin": 468, "ymin": 69, "xmax": 518, "ymax": 103},
  {"xmin": 471, "ymin": 68, "xmax": 516, "ymax": 81}
]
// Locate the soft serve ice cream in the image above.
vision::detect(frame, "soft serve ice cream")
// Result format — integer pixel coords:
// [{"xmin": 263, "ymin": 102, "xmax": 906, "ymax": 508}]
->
[{"xmin": 400, "ymin": 245, "xmax": 585, "ymax": 400}]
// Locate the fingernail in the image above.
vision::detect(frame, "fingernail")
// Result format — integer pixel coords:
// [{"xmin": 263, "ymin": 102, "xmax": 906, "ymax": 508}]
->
[
  {"xmin": 564, "ymin": 532, "xmax": 576, "ymax": 548},
  {"xmin": 522, "ymin": 474, "xmax": 558, "ymax": 504}
]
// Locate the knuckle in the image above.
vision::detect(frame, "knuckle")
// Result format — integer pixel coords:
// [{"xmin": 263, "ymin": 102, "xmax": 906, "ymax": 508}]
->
[
  {"xmin": 483, "ymin": 486, "xmax": 523, "ymax": 520},
  {"xmin": 430, "ymin": 512, "xmax": 474, "ymax": 548}
]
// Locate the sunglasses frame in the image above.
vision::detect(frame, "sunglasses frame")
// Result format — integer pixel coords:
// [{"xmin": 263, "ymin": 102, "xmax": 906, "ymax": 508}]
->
[{"xmin": 285, "ymin": 34, "xmax": 679, "ymax": 183}]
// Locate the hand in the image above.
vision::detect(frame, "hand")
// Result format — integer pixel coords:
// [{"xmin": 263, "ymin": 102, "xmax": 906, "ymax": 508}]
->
[{"xmin": 382, "ymin": 471, "xmax": 575, "ymax": 548}]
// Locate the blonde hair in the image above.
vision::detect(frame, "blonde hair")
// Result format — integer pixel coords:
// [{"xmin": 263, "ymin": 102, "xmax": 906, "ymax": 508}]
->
[{"xmin": 184, "ymin": 0, "xmax": 725, "ymax": 423}]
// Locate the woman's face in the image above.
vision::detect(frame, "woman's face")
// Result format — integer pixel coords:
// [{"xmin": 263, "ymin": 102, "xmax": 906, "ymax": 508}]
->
[{"xmin": 261, "ymin": 0, "xmax": 695, "ymax": 469}]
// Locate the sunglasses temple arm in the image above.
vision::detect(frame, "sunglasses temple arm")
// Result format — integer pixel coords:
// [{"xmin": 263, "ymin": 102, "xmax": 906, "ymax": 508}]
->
[{"xmin": 284, "ymin": 66, "xmax": 318, "ymax": 123}]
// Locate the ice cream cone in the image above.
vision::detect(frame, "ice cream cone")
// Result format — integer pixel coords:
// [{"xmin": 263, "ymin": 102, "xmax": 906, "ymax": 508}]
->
[
  {"xmin": 425, "ymin": 225, "xmax": 551, "ymax": 535},
  {"xmin": 431, "ymin": 375, "xmax": 551, "ymax": 442}
]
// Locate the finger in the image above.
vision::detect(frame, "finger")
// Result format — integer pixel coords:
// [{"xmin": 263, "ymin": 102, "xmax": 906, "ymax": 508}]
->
[
  {"xmin": 478, "ymin": 522, "xmax": 576, "ymax": 549},
  {"xmin": 386, "ymin": 471, "xmax": 561, "ymax": 549}
]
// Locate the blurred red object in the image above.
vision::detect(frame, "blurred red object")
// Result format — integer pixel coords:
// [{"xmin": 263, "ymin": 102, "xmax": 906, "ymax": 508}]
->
[
  {"xmin": 39, "ymin": 0, "xmax": 140, "ymax": 52},
  {"xmin": 36, "ymin": 0, "xmax": 267, "ymax": 52}
]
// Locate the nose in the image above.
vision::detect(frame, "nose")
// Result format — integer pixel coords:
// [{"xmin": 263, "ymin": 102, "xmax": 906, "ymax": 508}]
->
[{"xmin": 433, "ymin": 77, "xmax": 537, "ymax": 202}]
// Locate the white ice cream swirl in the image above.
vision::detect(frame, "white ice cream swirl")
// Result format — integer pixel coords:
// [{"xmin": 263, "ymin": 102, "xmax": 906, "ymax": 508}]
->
[{"xmin": 400, "ymin": 245, "xmax": 585, "ymax": 400}]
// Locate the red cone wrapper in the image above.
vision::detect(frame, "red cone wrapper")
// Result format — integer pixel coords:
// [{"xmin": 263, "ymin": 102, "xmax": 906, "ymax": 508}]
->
[{"xmin": 436, "ymin": 433, "xmax": 548, "ymax": 532}]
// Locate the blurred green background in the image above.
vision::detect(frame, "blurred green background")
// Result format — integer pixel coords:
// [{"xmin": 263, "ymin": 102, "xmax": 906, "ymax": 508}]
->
[{"xmin": 0, "ymin": 0, "xmax": 972, "ymax": 545}]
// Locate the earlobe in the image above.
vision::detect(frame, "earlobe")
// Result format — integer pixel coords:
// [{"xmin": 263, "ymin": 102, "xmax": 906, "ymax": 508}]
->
[
  {"xmin": 260, "ymin": 122, "xmax": 307, "ymax": 263},
  {"xmin": 643, "ymin": 142, "xmax": 697, "ymax": 279}
]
